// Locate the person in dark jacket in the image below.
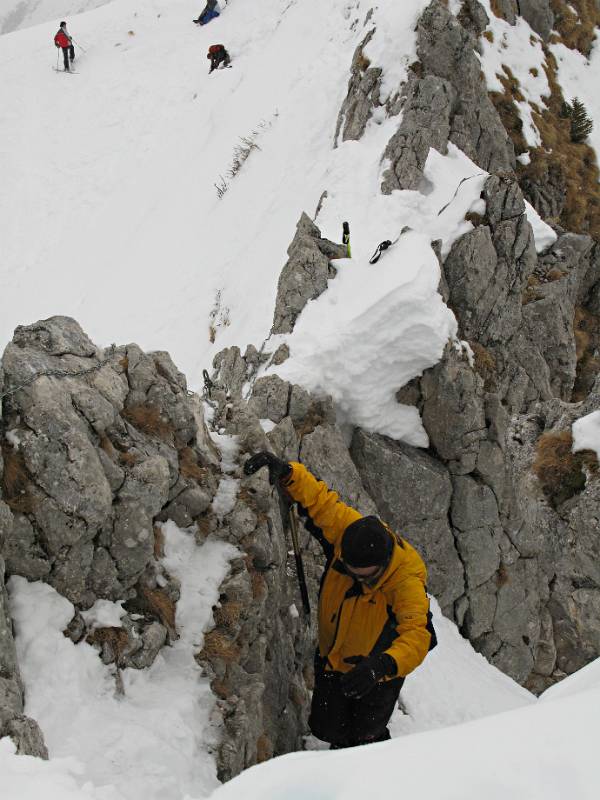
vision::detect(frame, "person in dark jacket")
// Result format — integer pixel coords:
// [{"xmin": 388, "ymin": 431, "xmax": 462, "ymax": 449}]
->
[
  {"xmin": 244, "ymin": 452, "xmax": 435, "ymax": 749},
  {"xmin": 54, "ymin": 21, "xmax": 75, "ymax": 71},
  {"xmin": 207, "ymin": 44, "xmax": 230, "ymax": 73},
  {"xmin": 194, "ymin": 0, "xmax": 220, "ymax": 25}
]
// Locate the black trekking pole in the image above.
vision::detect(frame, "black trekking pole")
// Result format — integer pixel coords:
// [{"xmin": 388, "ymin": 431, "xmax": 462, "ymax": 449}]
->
[
  {"xmin": 56, "ymin": 49, "xmax": 60, "ymax": 71},
  {"xmin": 276, "ymin": 485, "xmax": 311, "ymax": 620}
]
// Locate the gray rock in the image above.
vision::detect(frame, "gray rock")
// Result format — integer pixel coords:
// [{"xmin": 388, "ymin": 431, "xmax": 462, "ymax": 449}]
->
[
  {"xmin": 421, "ymin": 345, "xmax": 486, "ymax": 472},
  {"xmin": 463, "ymin": 581, "xmax": 497, "ymax": 639},
  {"xmin": 491, "ymin": 0, "xmax": 518, "ymax": 24},
  {"xmin": 271, "ymin": 214, "xmax": 346, "ymax": 335},
  {"xmin": 249, "ymin": 375, "xmax": 291, "ymax": 424},
  {"xmin": 110, "ymin": 503, "xmax": 155, "ymax": 584},
  {"xmin": 417, "ymin": 2, "xmax": 515, "ymax": 172},
  {"xmin": 521, "ymin": 290, "xmax": 576, "ymax": 400},
  {"xmin": 381, "ymin": 75, "xmax": 454, "ymax": 193},
  {"xmin": 350, "ymin": 430, "xmax": 464, "ymax": 612},
  {"xmin": 3, "ymin": 514, "xmax": 50, "ymax": 581},
  {"xmin": 300, "ymin": 425, "xmax": 377, "ymax": 516},
  {"xmin": 457, "ymin": 0, "xmax": 490, "ymax": 37},
  {"xmin": 334, "ymin": 30, "xmax": 383, "ymax": 144},
  {"xmin": 0, "ymin": 556, "xmax": 24, "ymax": 730},
  {"xmin": 129, "ymin": 622, "xmax": 168, "ymax": 669},
  {"xmin": 4, "ymin": 715, "xmax": 49, "ymax": 759},
  {"xmin": 12, "ymin": 316, "xmax": 97, "ymax": 358},
  {"xmin": 445, "ymin": 186, "xmax": 537, "ymax": 346},
  {"xmin": 518, "ymin": 0, "xmax": 554, "ymax": 41}
]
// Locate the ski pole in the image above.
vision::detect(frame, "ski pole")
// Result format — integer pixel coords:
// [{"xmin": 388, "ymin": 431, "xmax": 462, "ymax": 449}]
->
[
  {"xmin": 288, "ymin": 503, "xmax": 311, "ymax": 619},
  {"xmin": 56, "ymin": 49, "xmax": 60, "ymax": 70},
  {"xmin": 71, "ymin": 38, "xmax": 87, "ymax": 52},
  {"xmin": 276, "ymin": 485, "xmax": 311, "ymax": 620}
]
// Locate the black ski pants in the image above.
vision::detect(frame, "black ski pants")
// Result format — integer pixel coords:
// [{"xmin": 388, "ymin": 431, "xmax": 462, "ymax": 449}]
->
[
  {"xmin": 61, "ymin": 45, "xmax": 75, "ymax": 69},
  {"xmin": 309, "ymin": 654, "xmax": 404, "ymax": 748}
]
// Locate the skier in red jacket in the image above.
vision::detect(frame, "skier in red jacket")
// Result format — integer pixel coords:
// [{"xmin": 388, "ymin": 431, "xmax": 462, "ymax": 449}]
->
[{"xmin": 54, "ymin": 21, "xmax": 75, "ymax": 72}]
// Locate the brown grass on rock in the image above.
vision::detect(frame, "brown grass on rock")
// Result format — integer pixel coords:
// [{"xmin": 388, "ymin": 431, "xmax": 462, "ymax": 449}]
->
[
  {"xmin": 572, "ymin": 306, "xmax": 600, "ymax": 401},
  {"xmin": 178, "ymin": 446, "xmax": 207, "ymax": 482},
  {"xmin": 122, "ymin": 403, "xmax": 173, "ymax": 440},
  {"xmin": 533, "ymin": 430, "xmax": 598, "ymax": 507},
  {"xmin": 213, "ymin": 601, "xmax": 244, "ymax": 632},
  {"xmin": 142, "ymin": 586, "xmax": 177, "ymax": 634},
  {"xmin": 1, "ymin": 444, "xmax": 36, "ymax": 513},
  {"xmin": 549, "ymin": 0, "xmax": 600, "ymax": 56},
  {"xmin": 518, "ymin": 48, "xmax": 600, "ymax": 238},
  {"xmin": 470, "ymin": 342, "xmax": 497, "ymax": 390},
  {"xmin": 87, "ymin": 627, "xmax": 130, "ymax": 665},
  {"xmin": 197, "ymin": 630, "xmax": 241, "ymax": 664}
]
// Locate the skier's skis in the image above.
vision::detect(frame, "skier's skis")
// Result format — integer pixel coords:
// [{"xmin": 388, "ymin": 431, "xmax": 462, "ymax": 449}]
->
[
  {"xmin": 53, "ymin": 67, "xmax": 78, "ymax": 74},
  {"xmin": 369, "ymin": 226, "xmax": 412, "ymax": 264}
]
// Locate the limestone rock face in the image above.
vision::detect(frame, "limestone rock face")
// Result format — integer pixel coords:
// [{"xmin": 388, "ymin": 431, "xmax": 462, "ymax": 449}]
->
[
  {"xmin": 381, "ymin": 75, "xmax": 455, "ymax": 193},
  {"xmin": 518, "ymin": 0, "xmax": 554, "ymax": 41},
  {"xmin": 1, "ymin": 316, "xmax": 219, "ymax": 668},
  {"xmin": 350, "ymin": 430, "xmax": 464, "ymax": 615},
  {"xmin": 271, "ymin": 214, "xmax": 347, "ymax": 335},
  {"xmin": 335, "ymin": 30, "xmax": 383, "ymax": 144},
  {"xmin": 416, "ymin": 2, "xmax": 515, "ymax": 173}
]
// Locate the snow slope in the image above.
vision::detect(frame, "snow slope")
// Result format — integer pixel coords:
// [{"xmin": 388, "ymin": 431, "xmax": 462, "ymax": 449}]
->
[
  {"xmin": 1, "ymin": 0, "xmax": 429, "ymax": 388},
  {"xmin": 206, "ymin": 670, "xmax": 600, "ymax": 800},
  {"xmin": 5, "ymin": 522, "xmax": 237, "ymax": 800},
  {"xmin": 2, "ymin": 590, "xmax": 535, "ymax": 800},
  {"xmin": 0, "ymin": 0, "xmax": 111, "ymax": 35}
]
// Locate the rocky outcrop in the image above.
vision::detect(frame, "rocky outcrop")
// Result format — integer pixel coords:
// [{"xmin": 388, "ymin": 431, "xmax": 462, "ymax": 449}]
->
[
  {"xmin": 381, "ymin": 2, "xmax": 514, "ymax": 193},
  {"xmin": 271, "ymin": 214, "xmax": 347, "ymax": 335},
  {"xmin": 0, "ymin": 316, "xmax": 230, "ymax": 705},
  {"xmin": 516, "ymin": 0, "xmax": 554, "ymax": 41},
  {"xmin": 201, "ymin": 360, "xmax": 383, "ymax": 779},
  {"xmin": 335, "ymin": 30, "xmax": 383, "ymax": 145},
  {"xmin": 0, "ymin": 425, "xmax": 47, "ymax": 756}
]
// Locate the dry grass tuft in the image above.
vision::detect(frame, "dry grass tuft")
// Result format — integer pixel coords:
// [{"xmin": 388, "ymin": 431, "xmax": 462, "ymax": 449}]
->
[
  {"xmin": 546, "ymin": 267, "xmax": 566, "ymax": 282},
  {"xmin": 572, "ymin": 306, "xmax": 600, "ymax": 400},
  {"xmin": 87, "ymin": 626, "xmax": 130, "ymax": 665},
  {"xmin": 142, "ymin": 586, "xmax": 177, "ymax": 634},
  {"xmin": 122, "ymin": 403, "xmax": 173, "ymax": 440},
  {"xmin": 483, "ymin": 30, "xmax": 494, "ymax": 43},
  {"xmin": 470, "ymin": 342, "xmax": 497, "ymax": 389},
  {"xmin": 517, "ymin": 48, "xmax": 600, "ymax": 238},
  {"xmin": 354, "ymin": 49, "xmax": 371, "ymax": 72},
  {"xmin": 99, "ymin": 434, "xmax": 117, "ymax": 459},
  {"xmin": 1, "ymin": 444, "xmax": 36, "ymax": 513},
  {"xmin": 178, "ymin": 446, "xmax": 207, "ymax": 482},
  {"xmin": 213, "ymin": 601, "xmax": 244, "ymax": 632},
  {"xmin": 522, "ymin": 275, "xmax": 542, "ymax": 305},
  {"xmin": 119, "ymin": 355, "xmax": 129, "ymax": 371},
  {"xmin": 256, "ymin": 733, "xmax": 273, "ymax": 763},
  {"xmin": 197, "ymin": 630, "xmax": 241, "ymax": 664},
  {"xmin": 549, "ymin": 0, "xmax": 600, "ymax": 56},
  {"xmin": 533, "ymin": 430, "xmax": 598, "ymax": 507},
  {"xmin": 465, "ymin": 211, "xmax": 484, "ymax": 227},
  {"xmin": 118, "ymin": 450, "xmax": 138, "ymax": 466},
  {"xmin": 496, "ymin": 562, "xmax": 510, "ymax": 588}
]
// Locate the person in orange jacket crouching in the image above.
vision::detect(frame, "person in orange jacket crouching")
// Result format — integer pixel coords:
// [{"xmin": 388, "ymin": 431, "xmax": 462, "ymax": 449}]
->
[{"xmin": 243, "ymin": 452, "xmax": 436, "ymax": 750}]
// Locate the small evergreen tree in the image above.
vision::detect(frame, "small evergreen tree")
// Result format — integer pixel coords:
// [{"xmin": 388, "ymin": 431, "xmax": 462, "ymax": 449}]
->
[{"xmin": 569, "ymin": 97, "xmax": 593, "ymax": 143}]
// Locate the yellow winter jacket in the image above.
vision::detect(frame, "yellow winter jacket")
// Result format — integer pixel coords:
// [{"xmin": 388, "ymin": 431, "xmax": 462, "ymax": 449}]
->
[{"xmin": 284, "ymin": 462, "xmax": 432, "ymax": 678}]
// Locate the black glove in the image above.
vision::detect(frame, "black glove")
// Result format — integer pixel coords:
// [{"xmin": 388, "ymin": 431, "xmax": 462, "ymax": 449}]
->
[
  {"xmin": 340, "ymin": 653, "xmax": 396, "ymax": 699},
  {"xmin": 243, "ymin": 451, "xmax": 292, "ymax": 484}
]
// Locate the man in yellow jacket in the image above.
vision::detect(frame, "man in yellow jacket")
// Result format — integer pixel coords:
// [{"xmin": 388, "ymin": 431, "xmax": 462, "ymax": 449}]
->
[{"xmin": 244, "ymin": 451, "xmax": 435, "ymax": 749}]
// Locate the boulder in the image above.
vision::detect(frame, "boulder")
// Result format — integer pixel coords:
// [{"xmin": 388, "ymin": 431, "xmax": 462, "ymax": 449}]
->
[{"xmin": 271, "ymin": 214, "xmax": 347, "ymax": 335}]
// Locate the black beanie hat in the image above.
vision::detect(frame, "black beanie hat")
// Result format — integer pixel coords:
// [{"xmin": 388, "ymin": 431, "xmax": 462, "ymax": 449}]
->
[{"xmin": 341, "ymin": 516, "xmax": 393, "ymax": 568}]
